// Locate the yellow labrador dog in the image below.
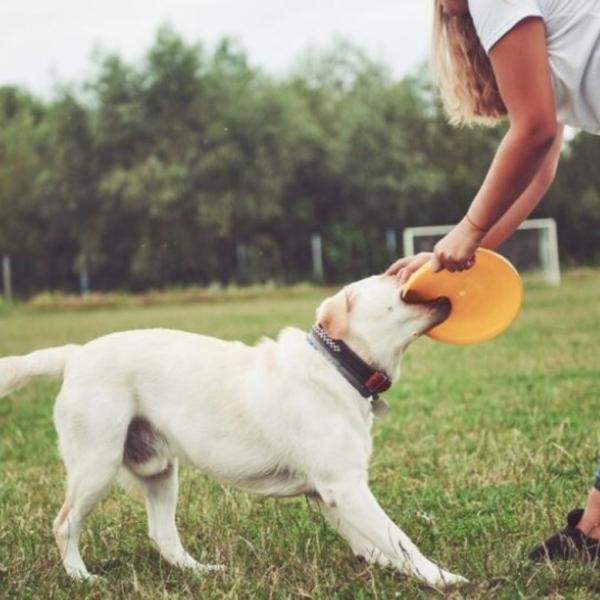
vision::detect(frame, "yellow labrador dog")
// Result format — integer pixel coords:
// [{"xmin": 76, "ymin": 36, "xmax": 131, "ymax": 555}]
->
[{"xmin": 0, "ymin": 274, "xmax": 466, "ymax": 588}]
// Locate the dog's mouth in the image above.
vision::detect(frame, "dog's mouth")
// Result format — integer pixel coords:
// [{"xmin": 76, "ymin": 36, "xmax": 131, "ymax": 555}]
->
[
  {"xmin": 404, "ymin": 294, "xmax": 452, "ymax": 332},
  {"xmin": 425, "ymin": 296, "xmax": 452, "ymax": 329}
]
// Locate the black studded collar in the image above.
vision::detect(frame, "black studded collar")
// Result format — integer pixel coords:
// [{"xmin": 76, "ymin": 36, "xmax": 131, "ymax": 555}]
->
[{"xmin": 307, "ymin": 325, "xmax": 392, "ymax": 409}]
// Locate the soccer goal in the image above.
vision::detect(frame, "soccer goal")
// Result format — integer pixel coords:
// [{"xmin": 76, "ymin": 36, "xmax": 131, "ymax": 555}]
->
[{"xmin": 402, "ymin": 218, "xmax": 561, "ymax": 285}]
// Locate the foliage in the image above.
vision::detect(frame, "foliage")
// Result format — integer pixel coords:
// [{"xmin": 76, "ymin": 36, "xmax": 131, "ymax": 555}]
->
[
  {"xmin": 24, "ymin": 282, "xmax": 324, "ymax": 311},
  {"xmin": 0, "ymin": 29, "xmax": 597, "ymax": 295}
]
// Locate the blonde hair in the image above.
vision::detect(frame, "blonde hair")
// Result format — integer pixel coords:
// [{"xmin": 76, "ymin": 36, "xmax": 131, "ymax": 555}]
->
[{"xmin": 431, "ymin": 1, "xmax": 507, "ymax": 126}]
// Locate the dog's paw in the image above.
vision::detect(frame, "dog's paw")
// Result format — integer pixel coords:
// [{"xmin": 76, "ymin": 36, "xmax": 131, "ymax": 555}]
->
[
  {"xmin": 66, "ymin": 568, "xmax": 101, "ymax": 582},
  {"xmin": 432, "ymin": 570, "xmax": 469, "ymax": 588},
  {"xmin": 179, "ymin": 553, "xmax": 226, "ymax": 575},
  {"xmin": 196, "ymin": 563, "xmax": 226, "ymax": 574}
]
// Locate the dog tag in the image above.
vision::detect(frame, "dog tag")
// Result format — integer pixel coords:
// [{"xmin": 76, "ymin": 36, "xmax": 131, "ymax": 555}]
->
[{"xmin": 371, "ymin": 398, "xmax": 389, "ymax": 420}]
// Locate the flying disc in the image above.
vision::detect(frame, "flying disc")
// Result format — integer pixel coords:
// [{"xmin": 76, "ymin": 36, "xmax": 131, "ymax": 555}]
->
[{"xmin": 401, "ymin": 248, "xmax": 523, "ymax": 345}]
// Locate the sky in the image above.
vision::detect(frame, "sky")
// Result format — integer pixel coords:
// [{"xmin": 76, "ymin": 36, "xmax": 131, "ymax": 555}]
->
[{"xmin": 0, "ymin": 0, "xmax": 433, "ymax": 96}]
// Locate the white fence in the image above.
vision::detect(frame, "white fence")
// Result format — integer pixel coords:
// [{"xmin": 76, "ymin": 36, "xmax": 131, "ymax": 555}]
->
[{"xmin": 403, "ymin": 218, "xmax": 560, "ymax": 286}]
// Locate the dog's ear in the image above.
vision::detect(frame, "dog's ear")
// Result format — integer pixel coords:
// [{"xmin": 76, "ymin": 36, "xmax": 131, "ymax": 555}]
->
[{"xmin": 316, "ymin": 287, "xmax": 353, "ymax": 339}]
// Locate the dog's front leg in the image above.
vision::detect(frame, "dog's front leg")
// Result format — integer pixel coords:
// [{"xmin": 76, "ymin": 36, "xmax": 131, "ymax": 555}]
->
[
  {"xmin": 315, "ymin": 480, "xmax": 467, "ymax": 589},
  {"xmin": 317, "ymin": 500, "xmax": 392, "ymax": 568}
]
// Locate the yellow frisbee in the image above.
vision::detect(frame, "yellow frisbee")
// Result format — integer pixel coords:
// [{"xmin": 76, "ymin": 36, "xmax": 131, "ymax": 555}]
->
[{"xmin": 402, "ymin": 248, "xmax": 523, "ymax": 345}]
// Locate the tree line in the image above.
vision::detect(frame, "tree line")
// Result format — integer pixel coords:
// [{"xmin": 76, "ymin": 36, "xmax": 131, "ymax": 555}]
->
[{"xmin": 0, "ymin": 27, "xmax": 598, "ymax": 296}]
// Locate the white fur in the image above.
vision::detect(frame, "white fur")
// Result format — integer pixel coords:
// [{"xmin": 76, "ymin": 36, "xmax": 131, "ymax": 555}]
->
[{"xmin": 0, "ymin": 274, "xmax": 466, "ymax": 588}]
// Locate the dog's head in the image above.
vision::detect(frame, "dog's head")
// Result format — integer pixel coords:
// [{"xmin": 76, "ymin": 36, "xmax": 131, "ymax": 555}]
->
[{"xmin": 315, "ymin": 275, "xmax": 450, "ymax": 381}]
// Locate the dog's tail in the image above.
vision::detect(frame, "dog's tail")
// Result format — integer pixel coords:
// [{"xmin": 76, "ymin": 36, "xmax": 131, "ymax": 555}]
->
[{"xmin": 0, "ymin": 345, "xmax": 81, "ymax": 398}]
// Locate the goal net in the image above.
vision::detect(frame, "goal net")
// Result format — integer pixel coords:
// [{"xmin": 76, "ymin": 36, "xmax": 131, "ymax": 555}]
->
[{"xmin": 402, "ymin": 218, "xmax": 560, "ymax": 285}]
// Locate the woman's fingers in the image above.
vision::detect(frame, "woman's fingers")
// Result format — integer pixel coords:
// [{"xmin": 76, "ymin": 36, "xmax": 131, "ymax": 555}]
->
[
  {"xmin": 433, "ymin": 253, "xmax": 477, "ymax": 272},
  {"xmin": 385, "ymin": 256, "xmax": 413, "ymax": 276},
  {"xmin": 459, "ymin": 256, "xmax": 476, "ymax": 271},
  {"xmin": 388, "ymin": 250, "xmax": 470, "ymax": 284},
  {"xmin": 430, "ymin": 254, "xmax": 443, "ymax": 273},
  {"xmin": 391, "ymin": 253, "xmax": 434, "ymax": 283}
]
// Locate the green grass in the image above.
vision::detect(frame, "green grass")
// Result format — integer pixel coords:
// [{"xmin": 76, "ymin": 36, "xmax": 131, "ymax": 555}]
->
[{"xmin": 1, "ymin": 271, "xmax": 600, "ymax": 599}]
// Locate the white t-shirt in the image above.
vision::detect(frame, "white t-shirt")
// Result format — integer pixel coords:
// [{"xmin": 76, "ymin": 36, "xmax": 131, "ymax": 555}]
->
[{"xmin": 468, "ymin": 0, "xmax": 600, "ymax": 134}]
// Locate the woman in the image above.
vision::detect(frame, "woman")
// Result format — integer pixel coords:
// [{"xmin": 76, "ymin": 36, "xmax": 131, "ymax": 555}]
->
[{"xmin": 387, "ymin": 0, "xmax": 600, "ymax": 561}]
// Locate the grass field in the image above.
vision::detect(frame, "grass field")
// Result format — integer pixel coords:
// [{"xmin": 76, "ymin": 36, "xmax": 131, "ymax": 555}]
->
[{"xmin": 1, "ymin": 271, "xmax": 600, "ymax": 599}]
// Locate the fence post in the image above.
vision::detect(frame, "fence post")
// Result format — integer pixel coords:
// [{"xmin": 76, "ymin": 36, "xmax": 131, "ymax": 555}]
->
[
  {"xmin": 386, "ymin": 228, "xmax": 397, "ymax": 261},
  {"xmin": 2, "ymin": 254, "xmax": 12, "ymax": 301},
  {"xmin": 236, "ymin": 242, "xmax": 248, "ymax": 283},
  {"xmin": 311, "ymin": 234, "xmax": 324, "ymax": 283},
  {"xmin": 79, "ymin": 252, "xmax": 90, "ymax": 295}
]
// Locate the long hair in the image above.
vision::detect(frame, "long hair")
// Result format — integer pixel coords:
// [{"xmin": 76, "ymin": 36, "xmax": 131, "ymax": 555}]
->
[{"xmin": 431, "ymin": 1, "xmax": 507, "ymax": 126}]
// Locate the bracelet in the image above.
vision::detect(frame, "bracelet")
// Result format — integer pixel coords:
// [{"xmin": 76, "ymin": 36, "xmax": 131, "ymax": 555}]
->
[{"xmin": 465, "ymin": 213, "xmax": 490, "ymax": 233}]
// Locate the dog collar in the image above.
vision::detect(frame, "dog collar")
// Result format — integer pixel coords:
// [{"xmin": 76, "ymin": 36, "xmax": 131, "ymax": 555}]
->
[{"xmin": 307, "ymin": 325, "xmax": 391, "ymax": 415}]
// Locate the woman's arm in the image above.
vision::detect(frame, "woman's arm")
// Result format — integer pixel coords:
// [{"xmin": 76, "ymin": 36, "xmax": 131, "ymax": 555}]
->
[
  {"xmin": 431, "ymin": 17, "xmax": 558, "ymax": 271},
  {"xmin": 481, "ymin": 124, "xmax": 562, "ymax": 249},
  {"xmin": 387, "ymin": 17, "xmax": 561, "ymax": 279},
  {"xmin": 386, "ymin": 129, "xmax": 562, "ymax": 281}
]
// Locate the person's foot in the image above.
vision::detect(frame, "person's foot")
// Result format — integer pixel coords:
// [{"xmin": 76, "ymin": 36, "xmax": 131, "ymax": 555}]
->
[{"xmin": 529, "ymin": 508, "xmax": 600, "ymax": 562}]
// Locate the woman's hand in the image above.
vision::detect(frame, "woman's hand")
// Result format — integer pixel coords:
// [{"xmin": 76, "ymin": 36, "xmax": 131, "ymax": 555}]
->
[
  {"xmin": 432, "ymin": 215, "xmax": 487, "ymax": 272},
  {"xmin": 386, "ymin": 215, "xmax": 487, "ymax": 282},
  {"xmin": 386, "ymin": 252, "xmax": 433, "ymax": 284}
]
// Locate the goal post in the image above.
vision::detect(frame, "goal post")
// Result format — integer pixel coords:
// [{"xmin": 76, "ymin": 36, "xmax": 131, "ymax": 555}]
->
[{"xmin": 402, "ymin": 218, "xmax": 561, "ymax": 285}]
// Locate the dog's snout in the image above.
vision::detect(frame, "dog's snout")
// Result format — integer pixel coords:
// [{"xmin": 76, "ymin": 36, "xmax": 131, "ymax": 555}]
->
[{"xmin": 430, "ymin": 296, "xmax": 451, "ymax": 318}]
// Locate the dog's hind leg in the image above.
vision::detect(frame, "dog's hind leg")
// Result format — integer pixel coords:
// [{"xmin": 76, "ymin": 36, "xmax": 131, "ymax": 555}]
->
[
  {"xmin": 128, "ymin": 461, "xmax": 224, "ymax": 574},
  {"xmin": 53, "ymin": 450, "xmax": 123, "ymax": 580},
  {"xmin": 53, "ymin": 387, "xmax": 132, "ymax": 580}
]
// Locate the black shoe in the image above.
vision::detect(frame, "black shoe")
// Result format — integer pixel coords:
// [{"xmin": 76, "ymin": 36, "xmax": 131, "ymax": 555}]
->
[{"xmin": 529, "ymin": 508, "xmax": 600, "ymax": 563}]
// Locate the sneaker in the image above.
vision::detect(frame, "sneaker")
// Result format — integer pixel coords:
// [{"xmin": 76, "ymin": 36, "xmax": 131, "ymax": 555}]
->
[{"xmin": 529, "ymin": 508, "xmax": 600, "ymax": 562}]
